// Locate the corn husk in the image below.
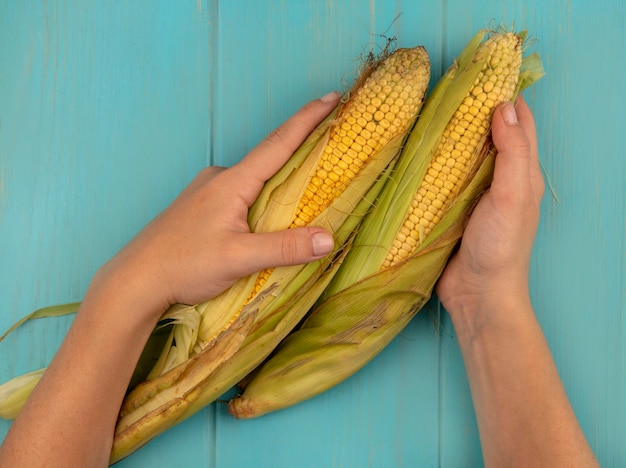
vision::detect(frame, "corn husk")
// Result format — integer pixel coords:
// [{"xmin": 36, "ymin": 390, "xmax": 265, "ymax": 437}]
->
[{"xmin": 0, "ymin": 46, "xmax": 431, "ymax": 464}]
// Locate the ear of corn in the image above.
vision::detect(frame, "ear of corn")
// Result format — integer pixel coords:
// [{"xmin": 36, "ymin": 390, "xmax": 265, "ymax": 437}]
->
[
  {"xmin": 326, "ymin": 30, "xmax": 525, "ymax": 294},
  {"xmin": 107, "ymin": 46, "xmax": 431, "ymax": 463},
  {"xmin": 242, "ymin": 45, "xmax": 433, "ymax": 304},
  {"xmin": 0, "ymin": 46, "xmax": 431, "ymax": 462},
  {"xmin": 228, "ymin": 30, "xmax": 545, "ymax": 420}
]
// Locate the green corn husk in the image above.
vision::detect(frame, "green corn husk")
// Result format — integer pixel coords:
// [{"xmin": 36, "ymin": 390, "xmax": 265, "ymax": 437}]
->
[{"xmin": 228, "ymin": 30, "xmax": 545, "ymax": 420}]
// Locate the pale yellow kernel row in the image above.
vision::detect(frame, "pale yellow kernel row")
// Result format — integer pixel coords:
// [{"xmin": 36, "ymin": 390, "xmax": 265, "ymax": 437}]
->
[
  {"xmin": 292, "ymin": 47, "xmax": 430, "ymax": 228},
  {"xmin": 249, "ymin": 47, "xmax": 431, "ymax": 299},
  {"xmin": 381, "ymin": 33, "xmax": 522, "ymax": 270}
]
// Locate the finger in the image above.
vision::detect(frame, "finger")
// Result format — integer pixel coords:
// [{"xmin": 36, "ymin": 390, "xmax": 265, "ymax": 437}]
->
[
  {"xmin": 227, "ymin": 227, "xmax": 335, "ymax": 278},
  {"xmin": 490, "ymin": 101, "xmax": 534, "ymax": 201},
  {"xmin": 514, "ymin": 95, "xmax": 545, "ymax": 202},
  {"xmin": 513, "ymin": 95, "xmax": 537, "ymax": 151},
  {"xmin": 244, "ymin": 92, "xmax": 341, "ymax": 180},
  {"xmin": 232, "ymin": 92, "xmax": 341, "ymax": 204}
]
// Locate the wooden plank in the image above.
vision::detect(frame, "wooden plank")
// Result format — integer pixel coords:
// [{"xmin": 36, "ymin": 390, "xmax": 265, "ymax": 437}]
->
[
  {"xmin": 439, "ymin": 1, "xmax": 626, "ymax": 466},
  {"xmin": 0, "ymin": 1, "xmax": 214, "ymax": 467},
  {"xmin": 529, "ymin": 2, "xmax": 626, "ymax": 464}
]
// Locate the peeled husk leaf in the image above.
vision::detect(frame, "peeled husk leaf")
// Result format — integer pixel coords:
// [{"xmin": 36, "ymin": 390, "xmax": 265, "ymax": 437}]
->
[
  {"xmin": 0, "ymin": 368, "xmax": 46, "ymax": 420},
  {"xmin": 0, "ymin": 302, "xmax": 80, "ymax": 343}
]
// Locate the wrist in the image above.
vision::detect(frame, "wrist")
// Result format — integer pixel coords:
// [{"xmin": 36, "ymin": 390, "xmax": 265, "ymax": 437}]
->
[
  {"xmin": 442, "ymin": 274, "xmax": 534, "ymax": 343},
  {"xmin": 88, "ymin": 253, "xmax": 171, "ymax": 323}
]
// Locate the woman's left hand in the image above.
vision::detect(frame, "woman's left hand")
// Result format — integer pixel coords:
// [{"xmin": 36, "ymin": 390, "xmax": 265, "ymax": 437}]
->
[{"xmin": 102, "ymin": 92, "xmax": 340, "ymax": 312}]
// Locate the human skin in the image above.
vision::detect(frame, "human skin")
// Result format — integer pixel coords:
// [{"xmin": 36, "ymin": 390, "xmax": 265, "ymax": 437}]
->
[{"xmin": 436, "ymin": 96, "xmax": 599, "ymax": 467}]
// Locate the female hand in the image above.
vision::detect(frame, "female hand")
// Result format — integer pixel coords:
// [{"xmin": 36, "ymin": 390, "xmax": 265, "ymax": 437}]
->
[
  {"xmin": 434, "ymin": 97, "xmax": 598, "ymax": 467},
  {"xmin": 100, "ymin": 92, "xmax": 340, "ymax": 314},
  {"xmin": 0, "ymin": 92, "xmax": 341, "ymax": 468},
  {"xmin": 436, "ymin": 95, "xmax": 545, "ymax": 320}
]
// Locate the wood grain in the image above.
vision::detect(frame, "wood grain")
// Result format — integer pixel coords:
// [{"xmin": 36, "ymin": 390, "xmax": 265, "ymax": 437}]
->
[{"xmin": 1, "ymin": 1, "xmax": 623, "ymax": 466}]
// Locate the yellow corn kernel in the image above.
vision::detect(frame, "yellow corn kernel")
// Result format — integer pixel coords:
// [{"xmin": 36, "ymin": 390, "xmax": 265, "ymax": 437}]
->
[
  {"xmin": 292, "ymin": 47, "xmax": 430, "ymax": 228},
  {"xmin": 382, "ymin": 32, "xmax": 522, "ymax": 269},
  {"xmin": 249, "ymin": 46, "xmax": 431, "ymax": 297}
]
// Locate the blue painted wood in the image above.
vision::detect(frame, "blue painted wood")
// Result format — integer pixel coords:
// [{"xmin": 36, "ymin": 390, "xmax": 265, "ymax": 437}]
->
[
  {"xmin": 210, "ymin": 3, "xmax": 445, "ymax": 467},
  {"xmin": 0, "ymin": 2, "xmax": 215, "ymax": 467},
  {"xmin": 1, "ymin": 1, "xmax": 624, "ymax": 466}
]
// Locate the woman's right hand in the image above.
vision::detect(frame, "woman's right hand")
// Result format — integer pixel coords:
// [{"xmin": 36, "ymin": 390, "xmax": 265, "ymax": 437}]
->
[
  {"xmin": 435, "ymin": 97, "xmax": 598, "ymax": 467},
  {"xmin": 436, "ymin": 95, "xmax": 545, "ymax": 325}
]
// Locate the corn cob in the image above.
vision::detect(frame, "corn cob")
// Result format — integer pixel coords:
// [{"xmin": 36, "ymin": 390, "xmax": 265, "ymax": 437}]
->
[
  {"xmin": 107, "ymin": 46, "xmax": 431, "ymax": 463},
  {"xmin": 0, "ymin": 49, "xmax": 431, "ymax": 450},
  {"xmin": 0, "ymin": 46, "xmax": 431, "ymax": 462},
  {"xmin": 228, "ymin": 30, "xmax": 545, "ymax": 420},
  {"xmin": 382, "ymin": 32, "xmax": 521, "ymax": 268},
  {"xmin": 248, "ymin": 45, "xmax": 432, "ymax": 298}
]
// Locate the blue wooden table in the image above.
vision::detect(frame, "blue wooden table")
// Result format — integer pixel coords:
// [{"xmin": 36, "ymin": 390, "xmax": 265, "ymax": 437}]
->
[{"xmin": 1, "ymin": 1, "xmax": 624, "ymax": 466}]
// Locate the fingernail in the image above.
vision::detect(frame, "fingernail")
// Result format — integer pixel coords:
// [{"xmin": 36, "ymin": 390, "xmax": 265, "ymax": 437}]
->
[
  {"xmin": 320, "ymin": 91, "xmax": 341, "ymax": 104},
  {"xmin": 501, "ymin": 101, "xmax": 518, "ymax": 125},
  {"xmin": 311, "ymin": 231, "xmax": 335, "ymax": 256}
]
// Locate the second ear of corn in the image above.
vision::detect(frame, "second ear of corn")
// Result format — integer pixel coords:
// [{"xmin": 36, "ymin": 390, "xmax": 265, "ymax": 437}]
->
[{"xmin": 228, "ymin": 30, "xmax": 545, "ymax": 420}]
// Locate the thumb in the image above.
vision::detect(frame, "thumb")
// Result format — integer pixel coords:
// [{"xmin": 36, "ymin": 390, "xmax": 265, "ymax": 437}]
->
[
  {"xmin": 490, "ymin": 101, "xmax": 533, "ymax": 196},
  {"xmin": 232, "ymin": 227, "xmax": 335, "ymax": 278}
]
